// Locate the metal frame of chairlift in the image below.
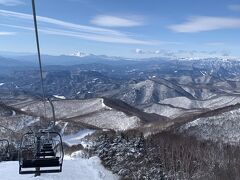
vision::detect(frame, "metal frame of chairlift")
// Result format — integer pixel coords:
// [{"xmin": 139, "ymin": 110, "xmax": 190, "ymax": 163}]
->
[
  {"xmin": 18, "ymin": 0, "xmax": 64, "ymax": 175},
  {"xmin": 19, "ymin": 99, "xmax": 64, "ymax": 175},
  {"xmin": 0, "ymin": 139, "xmax": 9, "ymax": 161},
  {"xmin": 18, "ymin": 131, "xmax": 64, "ymax": 174}
]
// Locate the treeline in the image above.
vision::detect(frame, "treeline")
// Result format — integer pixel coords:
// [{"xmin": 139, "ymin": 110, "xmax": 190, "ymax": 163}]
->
[
  {"xmin": 93, "ymin": 129, "xmax": 240, "ymax": 179},
  {"xmin": 0, "ymin": 143, "xmax": 18, "ymax": 161},
  {"xmin": 146, "ymin": 131, "xmax": 240, "ymax": 179}
]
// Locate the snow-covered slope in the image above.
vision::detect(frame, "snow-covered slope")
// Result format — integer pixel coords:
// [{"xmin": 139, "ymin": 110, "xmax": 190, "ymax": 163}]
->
[
  {"xmin": 141, "ymin": 94, "xmax": 240, "ymax": 119},
  {"xmin": 0, "ymin": 157, "xmax": 118, "ymax": 180},
  {"xmin": 115, "ymin": 79, "xmax": 187, "ymax": 106},
  {"xmin": 7, "ymin": 98, "xmax": 142, "ymax": 131},
  {"xmin": 0, "ymin": 118, "xmax": 119, "ymax": 180},
  {"xmin": 180, "ymin": 108, "xmax": 240, "ymax": 144},
  {"xmin": 62, "ymin": 129, "xmax": 95, "ymax": 146},
  {"xmin": 0, "ymin": 115, "xmax": 39, "ymax": 132},
  {"xmin": 143, "ymin": 103, "xmax": 201, "ymax": 118},
  {"xmin": 70, "ymin": 110, "xmax": 141, "ymax": 131},
  {"xmin": 160, "ymin": 96, "xmax": 240, "ymax": 110},
  {"xmin": 16, "ymin": 98, "xmax": 110, "ymax": 119}
]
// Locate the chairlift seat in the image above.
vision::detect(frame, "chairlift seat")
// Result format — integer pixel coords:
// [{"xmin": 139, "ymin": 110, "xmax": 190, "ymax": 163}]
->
[
  {"xmin": 42, "ymin": 146, "xmax": 53, "ymax": 150},
  {"xmin": 43, "ymin": 146, "xmax": 52, "ymax": 149},
  {"xmin": 41, "ymin": 148, "xmax": 54, "ymax": 152},
  {"xmin": 21, "ymin": 157, "xmax": 60, "ymax": 168},
  {"xmin": 43, "ymin": 143, "xmax": 52, "ymax": 147},
  {"xmin": 36, "ymin": 152, "xmax": 55, "ymax": 157},
  {"xmin": 42, "ymin": 145, "xmax": 54, "ymax": 150},
  {"xmin": 42, "ymin": 145, "xmax": 53, "ymax": 148},
  {"xmin": 19, "ymin": 169, "xmax": 62, "ymax": 174},
  {"xmin": 42, "ymin": 144, "xmax": 53, "ymax": 149}
]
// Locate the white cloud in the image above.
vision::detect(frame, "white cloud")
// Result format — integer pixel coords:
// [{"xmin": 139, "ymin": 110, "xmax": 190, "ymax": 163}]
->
[
  {"xmin": 135, "ymin": 49, "xmax": 144, "ymax": 54},
  {"xmin": 0, "ymin": 9, "xmax": 156, "ymax": 45},
  {"xmin": 91, "ymin": 15, "xmax": 144, "ymax": 27},
  {"xmin": 228, "ymin": 4, "xmax": 240, "ymax": 12},
  {"xmin": 168, "ymin": 16, "xmax": 240, "ymax": 33},
  {"xmin": 0, "ymin": 0, "xmax": 23, "ymax": 6},
  {"xmin": 132, "ymin": 48, "xmax": 235, "ymax": 59},
  {"xmin": 0, "ymin": 31, "xmax": 15, "ymax": 35},
  {"xmin": 134, "ymin": 49, "xmax": 165, "ymax": 55},
  {"xmin": 159, "ymin": 41, "xmax": 182, "ymax": 45}
]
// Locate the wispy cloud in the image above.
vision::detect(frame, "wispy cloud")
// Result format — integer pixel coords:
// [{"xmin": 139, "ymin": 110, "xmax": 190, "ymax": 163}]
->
[
  {"xmin": 0, "ymin": 9, "xmax": 156, "ymax": 45},
  {"xmin": 0, "ymin": 0, "xmax": 23, "ymax": 6},
  {"xmin": 133, "ymin": 48, "xmax": 235, "ymax": 59},
  {"xmin": 0, "ymin": 10, "xmax": 121, "ymax": 36},
  {"xmin": 134, "ymin": 49, "xmax": 164, "ymax": 55},
  {"xmin": 168, "ymin": 16, "xmax": 240, "ymax": 33},
  {"xmin": 91, "ymin": 15, "xmax": 144, "ymax": 27},
  {"xmin": 41, "ymin": 27, "xmax": 154, "ymax": 44},
  {"xmin": 0, "ymin": 31, "xmax": 16, "ymax": 35},
  {"xmin": 228, "ymin": 4, "xmax": 240, "ymax": 12},
  {"xmin": 205, "ymin": 42, "xmax": 225, "ymax": 46}
]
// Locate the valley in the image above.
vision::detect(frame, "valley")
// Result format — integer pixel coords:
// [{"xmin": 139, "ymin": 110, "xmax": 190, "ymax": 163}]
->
[{"xmin": 1, "ymin": 55, "xmax": 240, "ymax": 179}]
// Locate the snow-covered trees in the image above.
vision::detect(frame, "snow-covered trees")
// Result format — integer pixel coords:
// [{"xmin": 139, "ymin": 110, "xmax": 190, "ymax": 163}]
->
[{"xmin": 92, "ymin": 130, "xmax": 240, "ymax": 179}]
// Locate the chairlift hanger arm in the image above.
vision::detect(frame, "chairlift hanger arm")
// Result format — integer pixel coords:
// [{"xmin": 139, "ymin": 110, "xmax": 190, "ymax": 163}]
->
[
  {"xmin": 31, "ymin": 0, "xmax": 47, "ymax": 119},
  {"xmin": 48, "ymin": 98, "xmax": 56, "ymax": 127}
]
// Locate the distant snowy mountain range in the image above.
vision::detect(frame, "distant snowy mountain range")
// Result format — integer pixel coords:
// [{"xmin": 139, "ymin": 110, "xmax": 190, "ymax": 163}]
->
[
  {"xmin": 69, "ymin": 51, "xmax": 90, "ymax": 57},
  {"xmin": 0, "ymin": 52, "xmax": 239, "ymax": 66}
]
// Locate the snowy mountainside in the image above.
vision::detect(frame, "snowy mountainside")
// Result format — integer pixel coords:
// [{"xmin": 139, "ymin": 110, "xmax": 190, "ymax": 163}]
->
[
  {"xmin": 62, "ymin": 129, "xmax": 95, "ymax": 146},
  {"xmin": 16, "ymin": 98, "xmax": 111, "ymax": 119},
  {"xmin": 68, "ymin": 110, "xmax": 141, "ymax": 131},
  {"xmin": 141, "ymin": 95, "xmax": 240, "ymax": 119},
  {"xmin": 111, "ymin": 76, "xmax": 240, "ymax": 109},
  {"xmin": 160, "ymin": 96, "xmax": 240, "ymax": 110},
  {"xmin": 4, "ymin": 98, "xmax": 166, "ymax": 131},
  {"xmin": 138, "ymin": 103, "xmax": 240, "ymax": 137},
  {"xmin": 179, "ymin": 107, "xmax": 240, "ymax": 144},
  {"xmin": 113, "ymin": 79, "xmax": 190, "ymax": 106},
  {"xmin": 3, "ymin": 55, "xmax": 240, "ymax": 107},
  {"xmin": 143, "ymin": 103, "xmax": 202, "ymax": 118},
  {"xmin": 0, "ymin": 115, "xmax": 39, "ymax": 132}
]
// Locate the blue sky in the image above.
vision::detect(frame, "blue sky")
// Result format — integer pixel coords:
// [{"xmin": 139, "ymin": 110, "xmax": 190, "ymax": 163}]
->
[{"xmin": 0, "ymin": 0, "xmax": 240, "ymax": 58}]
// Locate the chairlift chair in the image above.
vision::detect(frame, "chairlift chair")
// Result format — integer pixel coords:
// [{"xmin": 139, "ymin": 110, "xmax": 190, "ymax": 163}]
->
[
  {"xmin": 18, "ymin": 0, "xmax": 64, "ymax": 175},
  {"xmin": 19, "ymin": 131, "xmax": 64, "ymax": 174},
  {"xmin": 19, "ymin": 98, "xmax": 64, "ymax": 175}
]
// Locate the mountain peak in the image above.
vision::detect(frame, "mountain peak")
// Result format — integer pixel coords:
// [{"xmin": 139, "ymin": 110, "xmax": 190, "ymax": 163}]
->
[{"xmin": 69, "ymin": 51, "xmax": 90, "ymax": 57}]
